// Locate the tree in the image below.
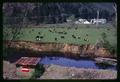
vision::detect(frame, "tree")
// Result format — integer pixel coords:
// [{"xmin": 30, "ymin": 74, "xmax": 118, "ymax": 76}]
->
[
  {"xmin": 67, "ymin": 15, "xmax": 75, "ymax": 21},
  {"xmin": 112, "ymin": 3, "xmax": 117, "ymax": 27},
  {"xmin": 101, "ymin": 32, "xmax": 116, "ymax": 55},
  {"xmin": 3, "ymin": 3, "xmax": 34, "ymax": 59}
]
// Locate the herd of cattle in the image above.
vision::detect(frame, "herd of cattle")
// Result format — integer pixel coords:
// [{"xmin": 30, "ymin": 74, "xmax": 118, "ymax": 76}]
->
[{"xmin": 35, "ymin": 28, "xmax": 89, "ymax": 42}]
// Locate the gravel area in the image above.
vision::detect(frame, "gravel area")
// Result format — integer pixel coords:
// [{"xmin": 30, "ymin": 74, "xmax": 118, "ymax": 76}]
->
[
  {"xmin": 3, "ymin": 61, "xmax": 20, "ymax": 79},
  {"xmin": 40, "ymin": 64, "xmax": 117, "ymax": 79}
]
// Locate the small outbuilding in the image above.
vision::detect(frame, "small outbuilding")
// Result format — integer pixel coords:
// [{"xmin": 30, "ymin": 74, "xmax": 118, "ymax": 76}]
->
[{"xmin": 15, "ymin": 57, "xmax": 41, "ymax": 78}]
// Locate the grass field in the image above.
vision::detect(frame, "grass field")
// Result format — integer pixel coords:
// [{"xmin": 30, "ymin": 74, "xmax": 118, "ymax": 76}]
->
[{"xmin": 3, "ymin": 25, "xmax": 117, "ymax": 47}]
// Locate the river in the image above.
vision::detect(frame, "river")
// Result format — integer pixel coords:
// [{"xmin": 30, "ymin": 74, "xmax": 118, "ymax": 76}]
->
[
  {"xmin": 5, "ymin": 52, "xmax": 116, "ymax": 70},
  {"xmin": 39, "ymin": 56, "xmax": 116, "ymax": 70}
]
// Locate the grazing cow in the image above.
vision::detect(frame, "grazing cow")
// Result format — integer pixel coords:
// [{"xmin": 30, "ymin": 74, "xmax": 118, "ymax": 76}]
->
[
  {"xmin": 84, "ymin": 38, "xmax": 87, "ymax": 41},
  {"xmin": 55, "ymin": 38, "xmax": 57, "ymax": 41},
  {"xmin": 29, "ymin": 31, "xmax": 31, "ymax": 33},
  {"xmin": 72, "ymin": 35, "xmax": 76, "ymax": 38},
  {"xmin": 75, "ymin": 28, "xmax": 78, "ymax": 30},
  {"xmin": 32, "ymin": 29, "xmax": 34, "ymax": 31},
  {"xmin": 40, "ymin": 36, "xmax": 43, "ymax": 39},
  {"xmin": 107, "ymin": 28, "xmax": 110, "ymax": 30},
  {"xmin": 36, "ymin": 36, "xmax": 39, "ymax": 41},
  {"xmin": 18, "ymin": 32, "xmax": 20, "ymax": 34},
  {"xmin": 86, "ymin": 34, "xmax": 88, "ymax": 36},
  {"xmin": 78, "ymin": 37, "xmax": 81, "ymax": 39},
  {"xmin": 72, "ymin": 35, "xmax": 74, "ymax": 37},
  {"xmin": 49, "ymin": 29, "xmax": 52, "ymax": 32},
  {"xmin": 86, "ymin": 38, "xmax": 89, "ymax": 42},
  {"xmin": 61, "ymin": 36, "xmax": 64, "ymax": 38},
  {"xmin": 84, "ymin": 38, "xmax": 89, "ymax": 42},
  {"xmin": 38, "ymin": 32, "xmax": 41, "ymax": 35},
  {"xmin": 64, "ymin": 32, "xmax": 67, "ymax": 34},
  {"xmin": 58, "ymin": 32, "xmax": 63, "ymax": 34}
]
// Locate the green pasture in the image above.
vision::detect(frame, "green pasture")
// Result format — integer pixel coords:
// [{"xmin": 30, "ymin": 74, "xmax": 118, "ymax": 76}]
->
[{"xmin": 3, "ymin": 26, "xmax": 117, "ymax": 46}]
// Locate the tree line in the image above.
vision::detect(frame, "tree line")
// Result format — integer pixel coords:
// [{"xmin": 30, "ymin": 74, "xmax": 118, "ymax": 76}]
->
[{"xmin": 3, "ymin": 3, "xmax": 116, "ymax": 25}]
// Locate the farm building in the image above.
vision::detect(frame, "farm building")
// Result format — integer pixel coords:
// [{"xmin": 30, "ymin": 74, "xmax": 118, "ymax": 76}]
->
[
  {"xmin": 75, "ymin": 18, "xmax": 106, "ymax": 24},
  {"xmin": 83, "ymin": 20, "xmax": 91, "ymax": 24},
  {"xmin": 75, "ymin": 21, "xmax": 81, "ymax": 24},
  {"xmin": 15, "ymin": 57, "xmax": 41, "ymax": 78},
  {"xmin": 66, "ymin": 19, "xmax": 72, "ymax": 22},
  {"xmin": 78, "ymin": 19, "xmax": 86, "ymax": 23},
  {"xmin": 91, "ymin": 19, "xmax": 107, "ymax": 24},
  {"xmin": 75, "ymin": 19, "xmax": 91, "ymax": 24}
]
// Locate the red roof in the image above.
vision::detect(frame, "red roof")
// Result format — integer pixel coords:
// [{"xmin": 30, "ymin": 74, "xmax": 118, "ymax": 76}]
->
[{"xmin": 15, "ymin": 57, "xmax": 41, "ymax": 66}]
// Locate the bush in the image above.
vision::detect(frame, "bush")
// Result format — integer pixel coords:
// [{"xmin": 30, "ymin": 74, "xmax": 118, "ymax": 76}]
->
[
  {"xmin": 101, "ymin": 32, "xmax": 116, "ymax": 54},
  {"xmin": 31, "ymin": 64, "xmax": 45, "ymax": 79},
  {"xmin": 101, "ymin": 32, "xmax": 107, "ymax": 39}
]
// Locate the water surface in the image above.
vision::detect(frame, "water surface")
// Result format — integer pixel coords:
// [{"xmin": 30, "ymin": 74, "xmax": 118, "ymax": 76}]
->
[{"xmin": 40, "ymin": 56, "xmax": 116, "ymax": 70}]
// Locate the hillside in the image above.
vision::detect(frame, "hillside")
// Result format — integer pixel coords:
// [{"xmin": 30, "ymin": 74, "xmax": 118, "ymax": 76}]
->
[{"xmin": 3, "ymin": 3, "xmax": 116, "ymax": 24}]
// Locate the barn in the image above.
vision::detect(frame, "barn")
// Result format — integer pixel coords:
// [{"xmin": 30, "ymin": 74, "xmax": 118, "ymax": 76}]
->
[{"xmin": 15, "ymin": 57, "xmax": 41, "ymax": 78}]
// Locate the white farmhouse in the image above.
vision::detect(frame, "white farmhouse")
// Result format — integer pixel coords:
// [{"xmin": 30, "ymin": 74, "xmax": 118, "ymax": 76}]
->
[
  {"xmin": 78, "ymin": 19, "xmax": 86, "ymax": 23},
  {"xmin": 75, "ymin": 21, "xmax": 80, "ymax": 24},
  {"xmin": 66, "ymin": 19, "xmax": 72, "ymax": 22},
  {"xmin": 75, "ymin": 19, "xmax": 91, "ymax": 24},
  {"xmin": 91, "ymin": 19, "xmax": 106, "ymax": 24},
  {"xmin": 75, "ymin": 18, "xmax": 106, "ymax": 25},
  {"xmin": 78, "ymin": 19, "xmax": 84, "ymax": 22},
  {"xmin": 83, "ymin": 20, "xmax": 91, "ymax": 24}
]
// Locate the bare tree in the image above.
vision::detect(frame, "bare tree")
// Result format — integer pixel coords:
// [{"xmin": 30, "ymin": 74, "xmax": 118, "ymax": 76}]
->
[
  {"xmin": 96, "ymin": 10, "xmax": 99, "ymax": 27},
  {"xmin": 113, "ymin": 3, "xmax": 117, "ymax": 27},
  {"xmin": 5, "ymin": 3, "xmax": 34, "ymax": 46}
]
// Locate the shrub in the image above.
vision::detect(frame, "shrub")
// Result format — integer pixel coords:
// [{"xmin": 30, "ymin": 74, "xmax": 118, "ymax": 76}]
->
[
  {"xmin": 101, "ymin": 32, "xmax": 107, "ymax": 39},
  {"xmin": 101, "ymin": 32, "xmax": 116, "ymax": 54},
  {"xmin": 31, "ymin": 64, "xmax": 45, "ymax": 79}
]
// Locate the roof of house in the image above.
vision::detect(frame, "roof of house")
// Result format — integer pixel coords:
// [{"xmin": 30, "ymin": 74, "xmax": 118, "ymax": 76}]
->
[{"xmin": 15, "ymin": 57, "xmax": 41, "ymax": 66}]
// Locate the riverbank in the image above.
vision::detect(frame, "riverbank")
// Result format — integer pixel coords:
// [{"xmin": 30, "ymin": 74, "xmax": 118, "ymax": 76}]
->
[
  {"xmin": 3, "ymin": 61, "xmax": 19, "ymax": 79},
  {"xmin": 4, "ymin": 41, "xmax": 116, "ymax": 59},
  {"xmin": 3, "ymin": 60, "xmax": 117, "ymax": 79},
  {"xmin": 40, "ymin": 64, "xmax": 117, "ymax": 79}
]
